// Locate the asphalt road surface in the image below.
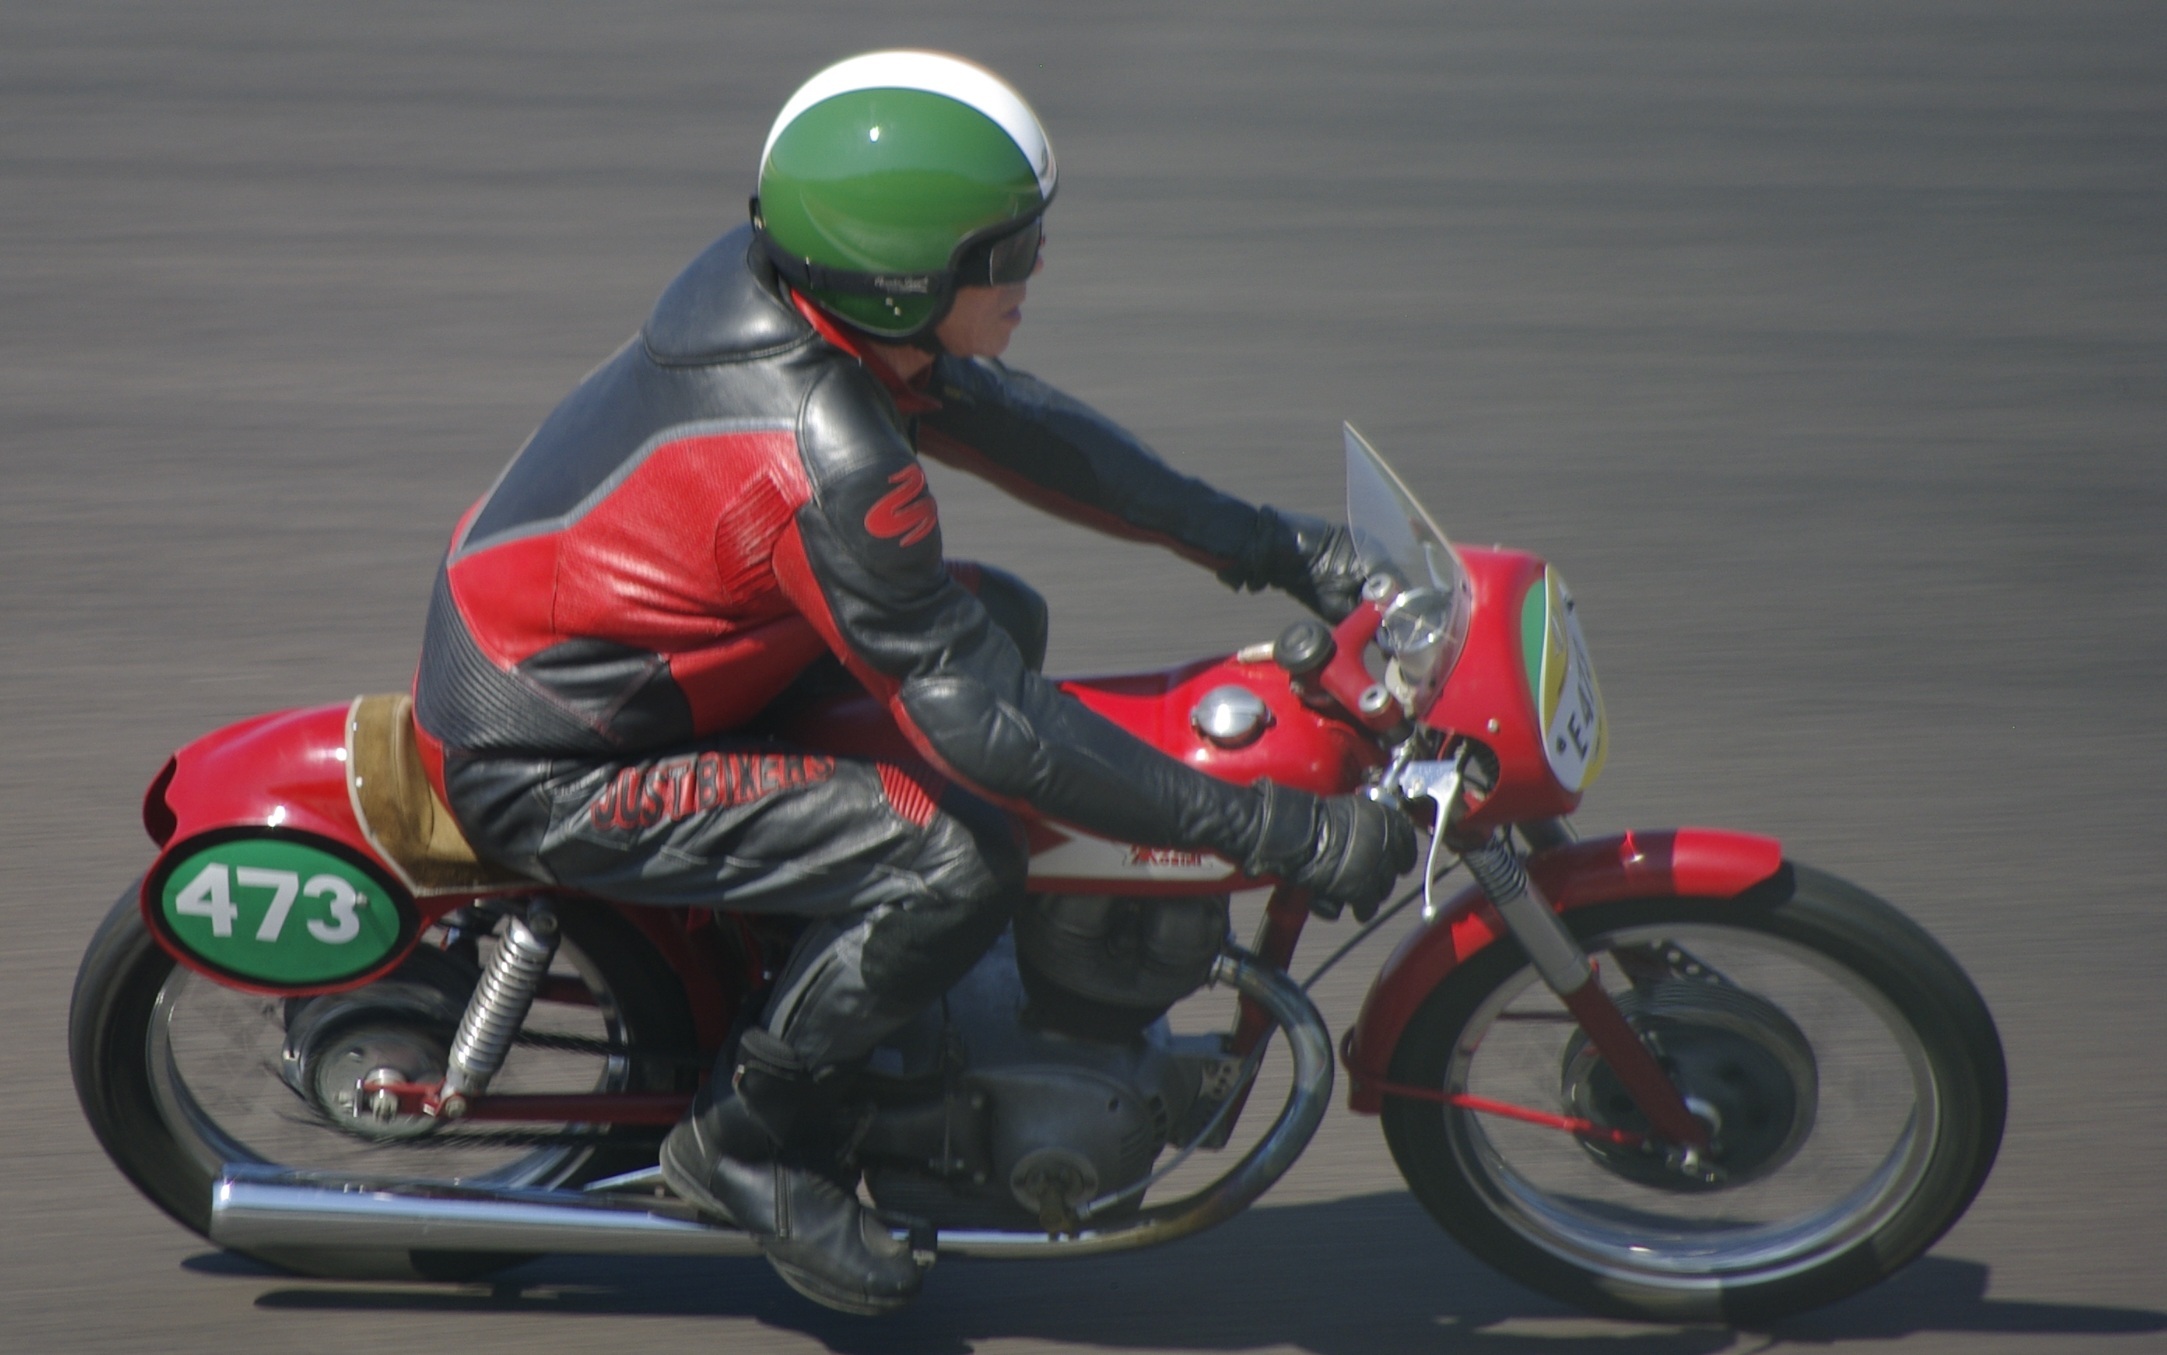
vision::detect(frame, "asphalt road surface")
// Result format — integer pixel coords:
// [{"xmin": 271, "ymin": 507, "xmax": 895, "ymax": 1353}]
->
[{"xmin": 5, "ymin": 3, "xmax": 2164, "ymax": 1352}]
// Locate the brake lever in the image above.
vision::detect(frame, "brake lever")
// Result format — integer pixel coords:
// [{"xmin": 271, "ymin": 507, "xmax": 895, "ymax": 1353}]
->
[{"xmin": 1390, "ymin": 757, "xmax": 1464, "ymax": 922}]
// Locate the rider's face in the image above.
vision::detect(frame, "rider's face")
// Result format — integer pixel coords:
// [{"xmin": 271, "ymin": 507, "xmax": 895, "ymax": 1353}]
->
[{"xmin": 933, "ymin": 248, "xmax": 1044, "ymax": 359}]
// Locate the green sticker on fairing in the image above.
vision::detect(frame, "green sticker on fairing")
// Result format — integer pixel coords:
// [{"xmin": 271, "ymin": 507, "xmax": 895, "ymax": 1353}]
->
[
  {"xmin": 1520, "ymin": 575, "xmax": 1549, "ymax": 703},
  {"xmin": 158, "ymin": 837, "xmax": 404, "ymax": 984}
]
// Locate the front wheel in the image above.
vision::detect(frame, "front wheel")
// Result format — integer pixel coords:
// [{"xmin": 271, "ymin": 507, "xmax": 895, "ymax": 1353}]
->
[{"xmin": 1381, "ymin": 865, "xmax": 2004, "ymax": 1324}]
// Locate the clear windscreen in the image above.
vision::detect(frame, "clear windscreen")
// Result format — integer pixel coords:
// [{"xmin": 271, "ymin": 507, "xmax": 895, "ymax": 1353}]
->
[
  {"xmin": 1345, "ymin": 424, "xmax": 1456, "ymax": 591},
  {"xmin": 1343, "ymin": 423, "xmax": 1473, "ymax": 710}
]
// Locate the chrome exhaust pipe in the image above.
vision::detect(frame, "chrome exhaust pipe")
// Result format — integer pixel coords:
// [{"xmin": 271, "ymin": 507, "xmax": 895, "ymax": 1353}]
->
[
  {"xmin": 210, "ymin": 949, "xmax": 1332, "ymax": 1265},
  {"xmin": 211, "ymin": 1165, "xmax": 762, "ymax": 1259}
]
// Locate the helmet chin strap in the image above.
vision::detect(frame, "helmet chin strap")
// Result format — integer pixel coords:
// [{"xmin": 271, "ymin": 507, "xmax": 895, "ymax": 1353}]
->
[{"xmin": 900, "ymin": 278, "xmax": 958, "ymax": 351}]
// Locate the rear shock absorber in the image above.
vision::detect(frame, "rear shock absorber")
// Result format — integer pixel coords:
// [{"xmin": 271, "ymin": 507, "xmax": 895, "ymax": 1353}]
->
[{"xmin": 435, "ymin": 903, "xmax": 560, "ymax": 1118}]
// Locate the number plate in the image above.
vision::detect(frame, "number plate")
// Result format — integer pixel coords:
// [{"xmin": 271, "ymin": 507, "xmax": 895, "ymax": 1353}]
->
[
  {"xmin": 1524, "ymin": 569, "xmax": 1609, "ymax": 794},
  {"xmin": 146, "ymin": 831, "xmax": 417, "ymax": 989}
]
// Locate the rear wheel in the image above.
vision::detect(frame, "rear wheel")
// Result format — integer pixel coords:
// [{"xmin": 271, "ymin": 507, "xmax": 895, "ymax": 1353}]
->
[
  {"xmin": 1380, "ymin": 865, "xmax": 2003, "ymax": 1323},
  {"xmin": 70, "ymin": 884, "xmax": 698, "ymax": 1279}
]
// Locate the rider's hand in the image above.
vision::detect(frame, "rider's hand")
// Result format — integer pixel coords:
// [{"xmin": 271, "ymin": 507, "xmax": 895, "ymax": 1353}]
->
[
  {"xmin": 1243, "ymin": 783, "xmax": 1418, "ymax": 922},
  {"xmin": 1218, "ymin": 507, "xmax": 1368, "ymax": 623}
]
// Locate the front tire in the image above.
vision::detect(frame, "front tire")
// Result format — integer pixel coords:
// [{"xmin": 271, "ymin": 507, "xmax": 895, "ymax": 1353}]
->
[
  {"xmin": 70, "ymin": 883, "xmax": 698, "ymax": 1277},
  {"xmin": 1380, "ymin": 865, "xmax": 2004, "ymax": 1323}
]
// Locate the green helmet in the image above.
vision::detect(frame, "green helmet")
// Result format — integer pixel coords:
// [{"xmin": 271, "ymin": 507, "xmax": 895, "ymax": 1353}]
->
[{"xmin": 754, "ymin": 51, "xmax": 1057, "ymax": 339}]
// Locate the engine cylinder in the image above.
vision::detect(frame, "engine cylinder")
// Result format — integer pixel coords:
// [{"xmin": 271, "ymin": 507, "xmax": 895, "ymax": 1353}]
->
[{"xmin": 1014, "ymin": 893, "xmax": 1229, "ymax": 1041}]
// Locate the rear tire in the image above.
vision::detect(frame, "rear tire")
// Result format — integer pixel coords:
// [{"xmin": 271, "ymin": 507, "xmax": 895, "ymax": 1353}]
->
[
  {"xmin": 70, "ymin": 883, "xmax": 698, "ymax": 1279},
  {"xmin": 1381, "ymin": 865, "xmax": 2004, "ymax": 1323}
]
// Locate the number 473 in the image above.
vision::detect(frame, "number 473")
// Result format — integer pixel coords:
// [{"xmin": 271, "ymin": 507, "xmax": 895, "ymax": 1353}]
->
[{"xmin": 173, "ymin": 863, "xmax": 369, "ymax": 945}]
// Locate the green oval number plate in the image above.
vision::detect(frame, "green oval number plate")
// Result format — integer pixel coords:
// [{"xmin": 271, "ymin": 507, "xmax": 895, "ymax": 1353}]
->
[{"xmin": 159, "ymin": 838, "xmax": 404, "ymax": 985}]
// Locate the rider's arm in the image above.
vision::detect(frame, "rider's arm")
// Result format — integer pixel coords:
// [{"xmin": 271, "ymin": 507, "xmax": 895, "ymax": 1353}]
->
[
  {"xmin": 772, "ymin": 365, "xmax": 1275, "ymax": 859},
  {"xmin": 917, "ymin": 355, "xmax": 1364, "ymax": 620}
]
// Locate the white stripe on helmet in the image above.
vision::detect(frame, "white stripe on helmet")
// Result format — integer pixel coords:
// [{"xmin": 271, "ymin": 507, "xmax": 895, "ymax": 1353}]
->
[{"xmin": 763, "ymin": 50, "xmax": 1056, "ymax": 199}]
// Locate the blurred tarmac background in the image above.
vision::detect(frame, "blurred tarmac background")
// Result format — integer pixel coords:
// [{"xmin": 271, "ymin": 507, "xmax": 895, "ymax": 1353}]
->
[{"xmin": 3, "ymin": 3, "xmax": 2163, "ymax": 1351}]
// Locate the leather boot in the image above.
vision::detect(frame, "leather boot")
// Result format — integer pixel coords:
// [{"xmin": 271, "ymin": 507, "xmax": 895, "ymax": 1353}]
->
[{"xmin": 661, "ymin": 1029, "xmax": 925, "ymax": 1315}]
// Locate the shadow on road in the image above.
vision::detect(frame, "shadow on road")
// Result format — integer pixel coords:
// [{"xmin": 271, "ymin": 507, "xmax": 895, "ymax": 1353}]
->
[{"xmin": 213, "ymin": 1192, "xmax": 2164, "ymax": 1353}]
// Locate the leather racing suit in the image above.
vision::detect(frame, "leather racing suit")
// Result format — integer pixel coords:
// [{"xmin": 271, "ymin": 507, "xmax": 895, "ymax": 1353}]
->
[{"xmin": 414, "ymin": 225, "xmax": 1355, "ymax": 1066}]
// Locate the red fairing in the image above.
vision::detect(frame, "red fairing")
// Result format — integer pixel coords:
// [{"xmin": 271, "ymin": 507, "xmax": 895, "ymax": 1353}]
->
[
  {"xmin": 1421, "ymin": 546, "xmax": 1579, "ymax": 831},
  {"xmin": 151, "ymin": 705, "xmax": 370, "ymax": 862},
  {"xmin": 138, "ymin": 704, "xmax": 451, "ymax": 993},
  {"xmin": 1342, "ymin": 828, "xmax": 1786, "ymax": 1113}
]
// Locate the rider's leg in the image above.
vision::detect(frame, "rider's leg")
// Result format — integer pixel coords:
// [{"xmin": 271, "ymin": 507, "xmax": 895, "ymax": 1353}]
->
[
  {"xmin": 759, "ymin": 788, "xmax": 1023, "ymax": 1062},
  {"xmin": 444, "ymin": 743, "xmax": 1025, "ymax": 1314},
  {"xmin": 662, "ymin": 789, "xmax": 1022, "ymax": 1313}
]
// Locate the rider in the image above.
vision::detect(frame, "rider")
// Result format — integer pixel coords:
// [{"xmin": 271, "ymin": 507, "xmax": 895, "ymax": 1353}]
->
[{"xmin": 412, "ymin": 50, "xmax": 1415, "ymax": 1314}]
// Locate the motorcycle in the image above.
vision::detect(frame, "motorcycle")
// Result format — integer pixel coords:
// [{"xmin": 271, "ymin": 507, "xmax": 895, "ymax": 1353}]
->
[{"xmin": 69, "ymin": 426, "xmax": 2004, "ymax": 1324}]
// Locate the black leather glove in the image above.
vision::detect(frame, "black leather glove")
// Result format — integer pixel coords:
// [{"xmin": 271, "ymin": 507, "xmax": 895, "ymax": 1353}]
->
[
  {"xmin": 1217, "ymin": 506, "xmax": 1369, "ymax": 623},
  {"xmin": 1242, "ymin": 782, "xmax": 1418, "ymax": 922}
]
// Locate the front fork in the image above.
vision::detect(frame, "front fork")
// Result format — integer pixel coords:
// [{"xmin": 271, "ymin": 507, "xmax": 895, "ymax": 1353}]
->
[
  {"xmin": 1230, "ymin": 829, "xmax": 1707, "ymax": 1161},
  {"xmin": 1455, "ymin": 836, "xmax": 1710, "ymax": 1152},
  {"xmin": 1386, "ymin": 753, "xmax": 1709, "ymax": 1155}
]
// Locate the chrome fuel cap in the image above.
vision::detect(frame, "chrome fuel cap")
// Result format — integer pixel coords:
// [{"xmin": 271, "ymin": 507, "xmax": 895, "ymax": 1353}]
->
[{"xmin": 1191, "ymin": 685, "xmax": 1271, "ymax": 748}]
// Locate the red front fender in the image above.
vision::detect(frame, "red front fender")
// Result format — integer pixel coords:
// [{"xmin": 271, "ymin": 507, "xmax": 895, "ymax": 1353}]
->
[{"xmin": 1342, "ymin": 827, "xmax": 1787, "ymax": 1113}]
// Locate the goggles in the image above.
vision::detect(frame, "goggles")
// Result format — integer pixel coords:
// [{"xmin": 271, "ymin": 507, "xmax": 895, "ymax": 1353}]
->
[
  {"xmin": 958, "ymin": 215, "xmax": 1044, "ymax": 286},
  {"xmin": 753, "ymin": 199, "xmax": 1045, "ymax": 301}
]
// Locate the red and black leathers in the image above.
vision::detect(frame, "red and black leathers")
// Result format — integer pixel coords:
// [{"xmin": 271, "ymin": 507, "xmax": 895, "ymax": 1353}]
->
[
  {"xmin": 414, "ymin": 225, "xmax": 1399, "ymax": 1062},
  {"xmin": 420, "ymin": 226, "xmax": 1330, "ymax": 873}
]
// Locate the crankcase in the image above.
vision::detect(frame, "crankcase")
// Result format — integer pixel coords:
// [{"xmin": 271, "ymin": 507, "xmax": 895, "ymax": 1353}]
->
[{"xmin": 862, "ymin": 932, "xmax": 1224, "ymax": 1232}]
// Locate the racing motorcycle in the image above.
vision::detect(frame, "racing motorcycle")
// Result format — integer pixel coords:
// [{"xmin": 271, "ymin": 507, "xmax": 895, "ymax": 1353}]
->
[{"xmin": 69, "ymin": 426, "xmax": 2004, "ymax": 1323}]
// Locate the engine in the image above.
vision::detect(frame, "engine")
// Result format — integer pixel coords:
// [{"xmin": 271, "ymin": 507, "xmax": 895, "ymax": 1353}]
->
[{"xmin": 858, "ymin": 895, "xmax": 1236, "ymax": 1234}]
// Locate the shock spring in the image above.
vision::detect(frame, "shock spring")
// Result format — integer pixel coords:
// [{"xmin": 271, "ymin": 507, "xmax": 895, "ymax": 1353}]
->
[{"xmin": 436, "ymin": 903, "xmax": 560, "ymax": 1116}]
